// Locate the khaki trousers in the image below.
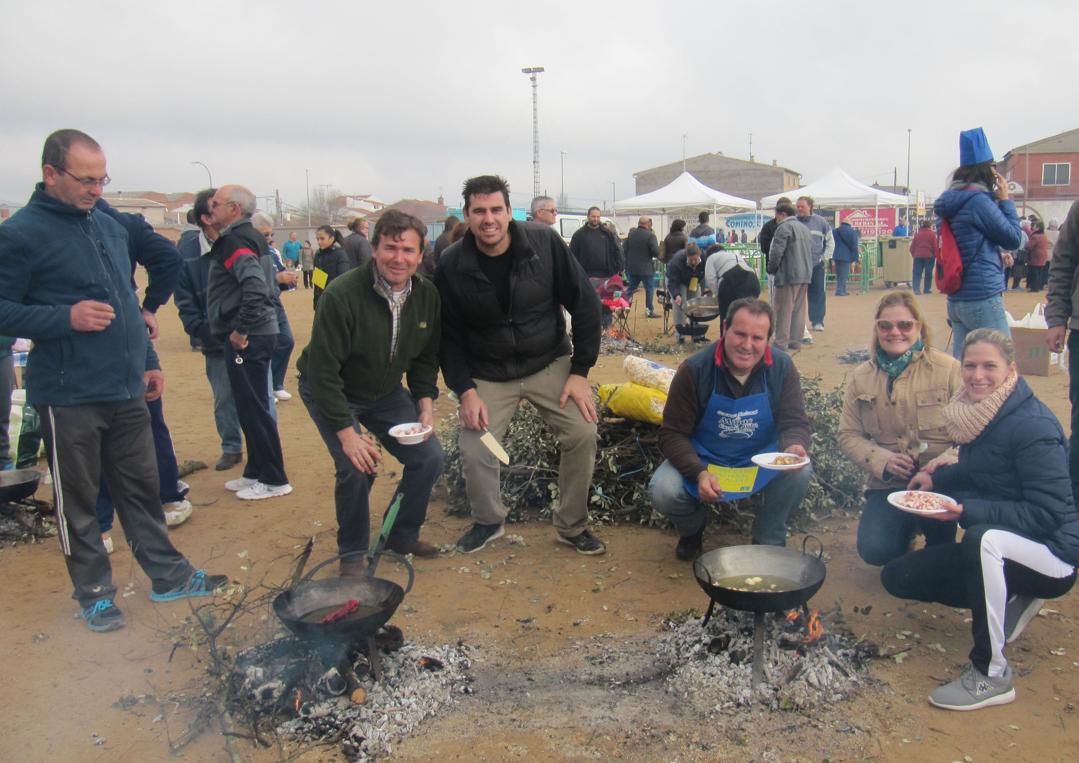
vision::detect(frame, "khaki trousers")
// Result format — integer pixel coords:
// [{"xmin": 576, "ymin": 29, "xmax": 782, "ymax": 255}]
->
[
  {"xmin": 461, "ymin": 356, "xmax": 597, "ymax": 537},
  {"xmin": 772, "ymin": 283, "xmax": 808, "ymax": 349}
]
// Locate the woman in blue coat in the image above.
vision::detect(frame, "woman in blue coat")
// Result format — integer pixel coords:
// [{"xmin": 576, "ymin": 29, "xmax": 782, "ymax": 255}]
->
[
  {"xmin": 882, "ymin": 329, "xmax": 1079, "ymax": 711},
  {"xmin": 932, "ymin": 127, "xmax": 1022, "ymax": 357}
]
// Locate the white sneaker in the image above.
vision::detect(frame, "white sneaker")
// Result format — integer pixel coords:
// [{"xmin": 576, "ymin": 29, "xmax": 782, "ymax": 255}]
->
[
  {"xmin": 164, "ymin": 499, "xmax": 193, "ymax": 527},
  {"xmin": 273, "ymin": 389, "xmax": 292, "ymax": 401},
  {"xmin": 236, "ymin": 482, "xmax": 294, "ymax": 501},
  {"xmin": 102, "ymin": 533, "xmax": 115, "ymax": 554},
  {"xmin": 225, "ymin": 477, "xmax": 258, "ymax": 492}
]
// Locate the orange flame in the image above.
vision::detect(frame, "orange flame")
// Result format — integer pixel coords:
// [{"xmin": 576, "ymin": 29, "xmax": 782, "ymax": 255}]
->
[
  {"xmin": 293, "ymin": 688, "xmax": 302, "ymax": 713},
  {"xmin": 786, "ymin": 609, "xmax": 825, "ymax": 644}
]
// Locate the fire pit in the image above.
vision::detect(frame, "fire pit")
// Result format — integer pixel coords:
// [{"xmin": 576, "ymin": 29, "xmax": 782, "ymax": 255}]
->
[{"xmin": 692, "ymin": 537, "xmax": 827, "ymax": 685}]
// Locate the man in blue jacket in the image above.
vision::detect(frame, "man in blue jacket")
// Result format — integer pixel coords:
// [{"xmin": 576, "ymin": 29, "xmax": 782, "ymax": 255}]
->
[
  {"xmin": 0, "ymin": 129, "xmax": 227, "ymax": 632},
  {"xmin": 832, "ymin": 218, "xmax": 860, "ymax": 296}
]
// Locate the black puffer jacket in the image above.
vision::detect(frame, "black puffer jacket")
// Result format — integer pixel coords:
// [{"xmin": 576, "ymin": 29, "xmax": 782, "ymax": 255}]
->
[
  {"xmin": 435, "ymin": 220, "xmax": 601, "ymax": 392},
  {"xmin": 933, "ymin": 378, "xmax": 1079, "ymax": 565},
  {"xmin": 313, "ymin": 244, "xmax": 352, "ymax": 309}
]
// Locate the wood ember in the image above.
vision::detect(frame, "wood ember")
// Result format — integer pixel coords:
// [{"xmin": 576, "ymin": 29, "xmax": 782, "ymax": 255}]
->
[
  {"xmin": 229, "ymin": 635, "xmax": 473, "ymax": 761},
  {"xmin": 0, "ymin": 499, "xmax": 55, "ymax": 546},
  {"xmin": 655, "ymin": 610, "xmax": 877, "ymax": 713}
]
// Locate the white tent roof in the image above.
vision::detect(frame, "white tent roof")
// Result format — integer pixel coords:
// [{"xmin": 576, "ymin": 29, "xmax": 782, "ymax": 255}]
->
[
  {"xmin": 759, "ymin": 167, "xmax": 909, "ymax": 209},
  {"xmin": 614, "ymin": 171, "xmax": 756, "ymax": 212}
]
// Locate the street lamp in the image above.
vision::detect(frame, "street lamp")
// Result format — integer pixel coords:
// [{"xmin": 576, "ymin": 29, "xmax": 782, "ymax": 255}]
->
[
  {"xmin": 305, "ymin": 169, "xmax": 311, "ymax": 227},
  {"xmin": 521, "ymin": 66, "xmax": 545, "ymax": 199},
  {"xmin": 560, "ymin": 151, "xmax": 567, "ymax": 209},
  {"xmin": 191, "ymin": 161, "xmax": 212, "ymax": 187},
  {"xmin": 906, "ymin": 128, "xmax": 912, "ymax": 224},
  {"xmin": 610, "ymin": 181, "xmax": 616, "ymax": 214}
]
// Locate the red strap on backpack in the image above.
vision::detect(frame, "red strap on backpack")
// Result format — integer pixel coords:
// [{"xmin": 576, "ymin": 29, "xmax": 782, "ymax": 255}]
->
[{"xmin": 935, "ymin": 220, "xmax": 963, "ymax": 295}]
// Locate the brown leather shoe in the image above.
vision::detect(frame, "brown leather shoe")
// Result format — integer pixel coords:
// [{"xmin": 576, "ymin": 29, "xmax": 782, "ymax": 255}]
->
[
  {"xmin": 385, "ymin": 537, "xmax": 439, "ymax": 559},
  {"xmin": 339, "ymin": 558, "xmax": 366, "ymax": 577},
  {"xmin": 215, "ymin": 452, "xmax": 243, "ymax": 471}
]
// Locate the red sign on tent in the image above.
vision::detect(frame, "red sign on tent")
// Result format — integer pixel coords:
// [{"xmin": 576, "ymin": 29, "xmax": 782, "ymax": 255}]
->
[{"xmin": 840, "ymin": 208, "xmax": 897, "ymax": 238}]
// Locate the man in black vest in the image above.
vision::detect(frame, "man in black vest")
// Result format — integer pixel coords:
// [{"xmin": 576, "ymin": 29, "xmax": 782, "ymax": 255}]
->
[
  {"xmin": 569, "ymin": 206, "xmax": 623, "ymax": 278},
  {"xmin": 435, "ymin": 175, "xmax": 606, "ymax": 555}
]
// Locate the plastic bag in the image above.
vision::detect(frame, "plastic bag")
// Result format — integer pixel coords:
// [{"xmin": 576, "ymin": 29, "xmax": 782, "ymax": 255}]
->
[
  {"xmin": 1029, "ymin": 303, "xmax": 1048, "ymax": 329},
  {"xmin": 597, "ymin": 382, "xmax": 666, "ymax": 425},
  {"xmin": 622, "ymin": 356, "xmax": 676, "ymax": 395}
]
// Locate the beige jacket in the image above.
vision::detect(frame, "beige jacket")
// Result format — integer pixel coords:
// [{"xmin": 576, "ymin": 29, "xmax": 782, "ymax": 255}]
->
[{"xmin": 838, "ymin": 347, "xmax": 960, "ymax": 490}]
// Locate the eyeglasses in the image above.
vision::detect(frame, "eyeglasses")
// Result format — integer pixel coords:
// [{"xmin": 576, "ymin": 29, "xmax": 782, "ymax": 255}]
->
[
  {"xmin": 876, "ymin": 319, "xmax": 918, "ymax": 332},
  {"xmin": 55, "ymin": 167, "xmax": 110, "ymax": 188},
  {"xmin": 211, "ymin": 200, "xmax": 236, "ymax": 210}
]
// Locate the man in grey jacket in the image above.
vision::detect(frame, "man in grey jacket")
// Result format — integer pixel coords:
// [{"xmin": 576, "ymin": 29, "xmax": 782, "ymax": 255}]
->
[
  {"xmin": 1045, "ymin": 199, "xmax": 1079, "ymax": 498},
  {"xmin": 796, "ymin": 196, "xmax": 835, "ymax": 332},
  {"xmin": 767, "ymin": 202, "xmax": 813, "ymax": 351}
]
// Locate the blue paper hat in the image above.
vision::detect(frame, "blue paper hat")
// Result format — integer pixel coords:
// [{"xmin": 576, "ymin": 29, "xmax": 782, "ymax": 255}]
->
[{"xmin": 959, "ymin": 127, "xmax": 994, "ymax": 167}]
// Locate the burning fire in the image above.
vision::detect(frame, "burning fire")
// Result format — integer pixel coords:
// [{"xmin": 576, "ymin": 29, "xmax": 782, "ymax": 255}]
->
[
  {"xmin": 293, "ymin": 688, "xmax": 302, "ymax": 714},
  {"xmin": 786, "ymin": 608, "xmax": 824, "ymax": 644}
]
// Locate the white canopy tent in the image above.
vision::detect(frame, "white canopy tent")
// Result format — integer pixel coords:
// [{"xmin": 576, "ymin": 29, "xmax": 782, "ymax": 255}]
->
[
  {"xmin": 615, "ymin": 171, "xmax": 756, "ymax": 213},
  {"xmin": 612, "ymin": 171, "xmax": 756, "ymax": 241},
  {"xmin": 759, "ymin": 167, "xmax": 909, "ymax": 209}
]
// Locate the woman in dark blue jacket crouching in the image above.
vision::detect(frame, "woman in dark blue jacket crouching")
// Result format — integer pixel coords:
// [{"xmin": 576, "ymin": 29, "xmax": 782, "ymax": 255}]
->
[{"xmin": 882, "ymin": 328, "xmax": 1079, "ymax": 711}]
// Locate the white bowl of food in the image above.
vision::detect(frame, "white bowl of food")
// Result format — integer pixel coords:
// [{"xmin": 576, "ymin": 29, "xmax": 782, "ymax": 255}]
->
[{"xmin": 388, "ymin": 422, "xmax": 432, "ymax": 445}]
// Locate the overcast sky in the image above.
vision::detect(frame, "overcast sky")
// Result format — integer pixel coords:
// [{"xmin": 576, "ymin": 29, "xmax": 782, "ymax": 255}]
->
[{"xmin": 3, "ymin": 0, "xmax": 1077, "ymax": 212}]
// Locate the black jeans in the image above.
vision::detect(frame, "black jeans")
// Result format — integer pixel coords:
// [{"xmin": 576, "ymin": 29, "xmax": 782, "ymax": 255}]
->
[
  {"xmin": 807, "ymin": 261, "xmax": 826, "ymax": 325},
  {"xmin": 882, "ymin": 525, "xmax": 1075, "ymax": 675},
  {"xmin": 224, "ymin": 333, "xmax": 288, "ymax": 486},
  {"xmin": 856, "ymin": 489, "xmax": 957, "ymax": 566},
  {"xmin": 1068, "ymin": 330, "xmax": 1079, "ymax": 501},
  {"xmin": 299, "ymin": 378, "xmax": 444, "ymax": 555},
  {"xmin": 270, "ymin": 306, "xmax": 295, "ymax": 392}
]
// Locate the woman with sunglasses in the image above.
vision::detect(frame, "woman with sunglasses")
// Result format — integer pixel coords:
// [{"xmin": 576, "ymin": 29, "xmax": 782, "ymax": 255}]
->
[
  {"xmin": 881, "ymin": 329, "xmax": 1078, "ymax": 710},
  {"xmin": 839, "ymin": 291, "xmax": 961, "ymax": 565}
]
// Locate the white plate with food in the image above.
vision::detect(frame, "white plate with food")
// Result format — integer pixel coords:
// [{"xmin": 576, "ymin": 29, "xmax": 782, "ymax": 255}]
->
[
  {"xmin": 388, "ymin": 423, "xmax": 432, "ymax": 445},
  {"xmin": 750, "ymin": 452, "xmax": 810, "ymax": 471},
  {"xmin": 887, "ymin": 490, "xmax": 958, "ymax": 515}
]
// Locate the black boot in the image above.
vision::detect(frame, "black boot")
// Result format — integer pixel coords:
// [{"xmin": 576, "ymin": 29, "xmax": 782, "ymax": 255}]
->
[{"xmin": 676, "ymin": 528, "xmax": 704, "ymax": 561}]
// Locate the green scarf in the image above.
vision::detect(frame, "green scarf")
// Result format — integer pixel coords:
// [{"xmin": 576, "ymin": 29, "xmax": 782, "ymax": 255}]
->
[{"xmin": 876, "ymin": 339, "xmax": 924, "ymax": 378}]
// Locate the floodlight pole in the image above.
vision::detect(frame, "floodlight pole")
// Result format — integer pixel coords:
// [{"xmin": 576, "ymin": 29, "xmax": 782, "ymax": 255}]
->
[
  {"xmin": 522, "ymin": 66, "xmax": 545, "ymax": 199},
  {"xmin": 906, "ymin": 128, "xmax": 912, "ymax": 221}
]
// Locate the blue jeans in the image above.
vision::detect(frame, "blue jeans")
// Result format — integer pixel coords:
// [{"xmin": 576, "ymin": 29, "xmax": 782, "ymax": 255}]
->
[
  {"xmin": 834, "ymin": 260, "xmax": 851, "ymax": 295},
  {"xmin": 856, "ymin": 489, "xmax": 957, "ymax": 566},
  {"xmin": 912, "ymin": 258, "xmax": 934, "ymax": 294},
  {"xmin": 626, "ymin": 273, "xmax": 655, "ymax": 312},
  {"xmin": 648, "ymin": 458, "xmax": 812, "ymax": 546},
  {"xmin": 947, "ymin": 294, "xmax": 1011, "ymax": 358},
  {"xmin": 205, "ymin": 352, "xmax": 243, "ymax": 455},
  {"xmin": 808, "ymin": 261, "xmax": 826, "ymax": 325},
  {"xmin": 270, "ymin": 305, "xmax": 294, "ymax": 392}
]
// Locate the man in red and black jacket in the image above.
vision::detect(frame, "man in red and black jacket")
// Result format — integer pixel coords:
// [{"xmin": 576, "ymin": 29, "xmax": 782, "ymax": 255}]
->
[{"xmin": 207, "ymin": 184, "xmax": 291, "ymax": 501}]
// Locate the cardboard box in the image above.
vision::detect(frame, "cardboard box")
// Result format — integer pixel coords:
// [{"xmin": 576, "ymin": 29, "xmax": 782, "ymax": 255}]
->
[{"xmin": 1011, "ymin": 326, "xmax": 1051, "ymax": 376}]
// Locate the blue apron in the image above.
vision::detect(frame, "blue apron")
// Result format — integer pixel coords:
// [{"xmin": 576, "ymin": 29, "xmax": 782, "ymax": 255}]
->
[{"xmin": 684, "ymin": 371, "xmax": 780, "ymax": 500}]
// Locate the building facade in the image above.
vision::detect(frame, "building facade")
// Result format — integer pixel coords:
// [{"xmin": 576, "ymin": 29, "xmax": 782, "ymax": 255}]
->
[
  {"xmin": 999, "ymin": 128, "xmax": 1079, "ymax": 224},
  {"xmin": 633, "ymin": 153, "xmax": 801, "ymax": 203}
]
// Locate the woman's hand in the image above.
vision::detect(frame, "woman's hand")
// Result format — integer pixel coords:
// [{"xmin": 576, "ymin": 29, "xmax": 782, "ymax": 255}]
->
[
  {"xmin": 907, "ymin": 471, "xmax": 933, "ymax": 491},
  {"xmin": 923, "ymin": 452, "xmax": 958, "ymax": 474},
  {"xmin": 884, "ymin": 452, "xmax": 916, "ymax": 481},
  {"xmin": 927, "ymin": 502, "xmax": 963, "ymax": 523},
  {"xmin": 993, "ymin": 169, "xmax": 1009, "ymax": 201}
]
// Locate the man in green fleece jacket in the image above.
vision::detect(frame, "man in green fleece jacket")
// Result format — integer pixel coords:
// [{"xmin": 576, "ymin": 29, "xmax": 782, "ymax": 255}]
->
[{"xmin": 297, "ymin": 209, "xmax": 443, "ymax": 574}]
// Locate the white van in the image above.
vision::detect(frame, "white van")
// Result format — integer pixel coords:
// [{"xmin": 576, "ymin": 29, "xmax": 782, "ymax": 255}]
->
[{"xmin": 548, "ymin": 213, "xmax": 619, "ymax": 243}]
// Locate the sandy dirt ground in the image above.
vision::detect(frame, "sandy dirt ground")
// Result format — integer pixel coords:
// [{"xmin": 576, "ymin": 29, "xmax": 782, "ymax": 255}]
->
[{"xmin": 1, "ymin": 275, "xmax": 1077, "ymax": 763}]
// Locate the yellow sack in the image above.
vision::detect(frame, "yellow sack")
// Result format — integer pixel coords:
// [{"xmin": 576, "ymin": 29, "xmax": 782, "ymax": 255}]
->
[{"xmin": 598, "ymin": 382, "xmax": 667, "ymax": 425}]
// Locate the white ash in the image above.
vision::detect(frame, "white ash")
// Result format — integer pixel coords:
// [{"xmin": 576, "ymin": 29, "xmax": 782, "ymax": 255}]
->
[
  {"xmin": 655, "ymin": 610, "xmax": 874, "ymax": 714},
  {"xmin": 279, "ymin": 641, "xmax": 474, "ymax": 760}
]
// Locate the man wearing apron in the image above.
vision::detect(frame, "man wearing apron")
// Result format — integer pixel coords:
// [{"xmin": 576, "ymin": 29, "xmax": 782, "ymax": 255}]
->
[{"xmin": 650, "ymin": 298, "xmax": 813, "ymax": 560}]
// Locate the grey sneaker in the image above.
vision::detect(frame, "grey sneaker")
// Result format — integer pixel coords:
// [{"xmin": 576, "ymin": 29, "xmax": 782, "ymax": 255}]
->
[
  {"xmin": 1004, "ymin": 594, "xmax": 1045, "ymax": 644},
  {"xmin": 557, "ymin": 529, "xmax": 606, "ymax": 555},
  {"xmin": 928, "ymin": 663, "xmax": 1015, "ymax": 711},
  {"xmin": 457, "ymin": 523, "xmax": 504, "ymax": 553}
]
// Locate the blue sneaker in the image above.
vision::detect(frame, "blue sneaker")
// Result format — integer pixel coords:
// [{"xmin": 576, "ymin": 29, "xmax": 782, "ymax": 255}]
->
[
  {"xmin": 150, "ymin": 570, "xmax": 229, "ymax": 602},
  {"xmin": 82, "ymin": 598, "xmax": 124, "ymax": 632}
]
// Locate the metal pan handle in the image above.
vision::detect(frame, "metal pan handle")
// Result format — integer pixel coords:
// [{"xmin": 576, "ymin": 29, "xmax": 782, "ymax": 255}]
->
[
  {"xmin": 299, "ymin": 551, "xmax": 364, "ymax": 583},
  {"xmin": 801, "ymin": 534, "xmax": 825, "ymax": 560},
  {"xmin": 371, "ymin": 550, "xmax": 415, "ymax": 594}
]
